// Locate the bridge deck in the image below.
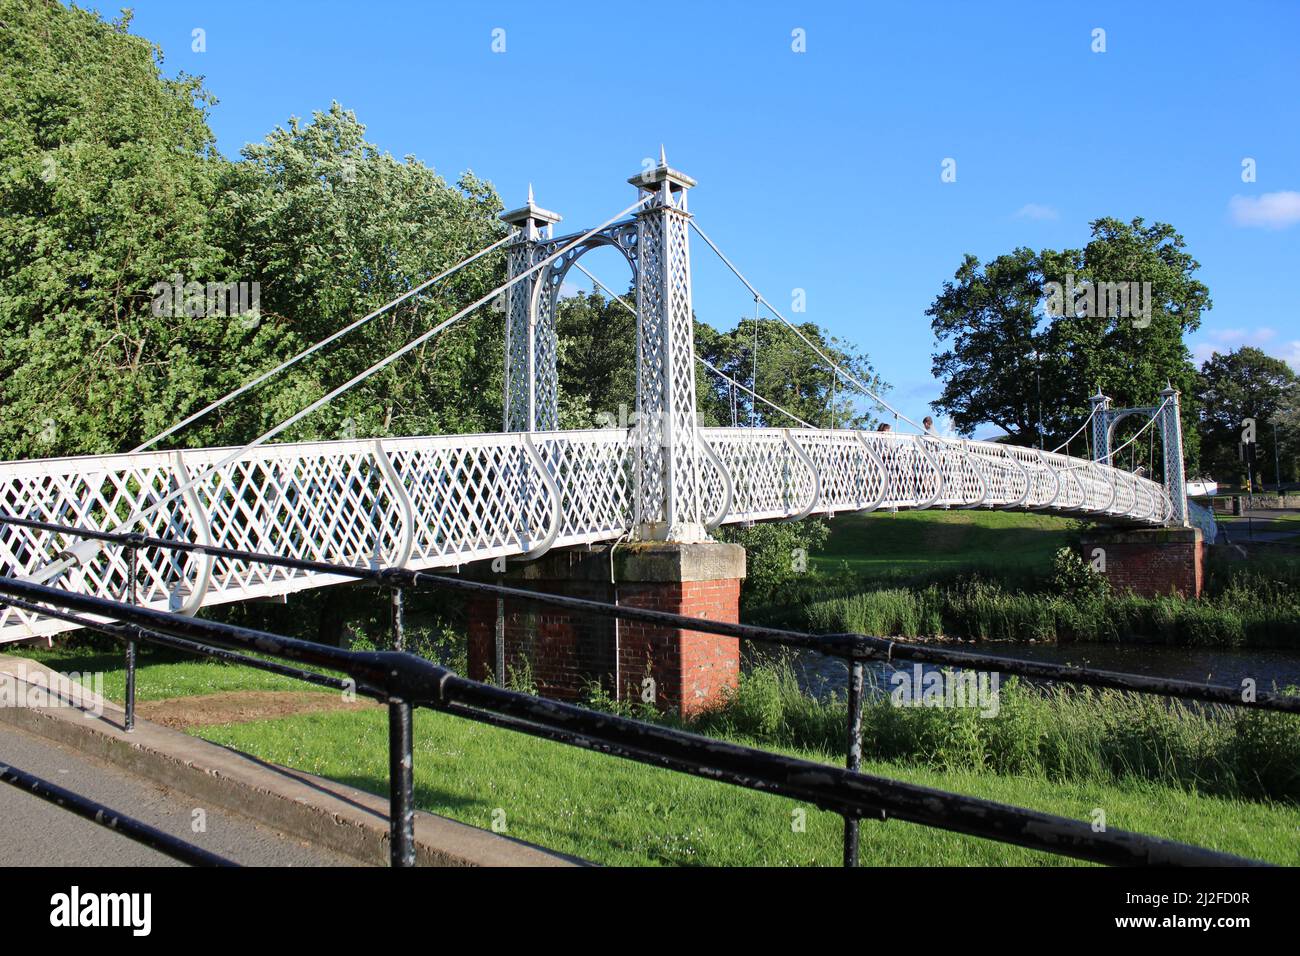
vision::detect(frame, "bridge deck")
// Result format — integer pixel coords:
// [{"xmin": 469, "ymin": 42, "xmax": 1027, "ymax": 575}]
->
[{"xmin": 0, "ymin": 427, "xmax": 1171, "ymax": 641}]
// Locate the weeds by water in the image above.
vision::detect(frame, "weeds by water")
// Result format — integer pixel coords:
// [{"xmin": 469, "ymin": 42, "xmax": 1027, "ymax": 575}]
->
[{"xmin": 685, "ymin": 659, "xmax": 1300, "ymax": 805}]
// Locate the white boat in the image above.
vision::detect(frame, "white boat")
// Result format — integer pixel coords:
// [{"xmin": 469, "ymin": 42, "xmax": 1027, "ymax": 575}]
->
[{"xmin": 1187, "ymin": 478, "xmax": 1218, "ymax": 497}]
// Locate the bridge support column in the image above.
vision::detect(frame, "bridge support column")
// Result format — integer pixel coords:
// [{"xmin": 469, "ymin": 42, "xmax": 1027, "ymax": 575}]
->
[
  {"xmin": 466, "ymin": 542, "xmax": 744, "ymax": 718},
  {"xmin": 501, "ymin": 188, "xmax": 562, "ymax": 432},
  {"xmin": 1078, "ymin": 527, "xmax": 1204, "ymax": 599}
]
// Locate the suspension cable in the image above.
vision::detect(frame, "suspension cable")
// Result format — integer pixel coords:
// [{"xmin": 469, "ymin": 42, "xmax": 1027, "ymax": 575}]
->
[
  {"xmin": 133, "ymin": 233, "xmax": 512, "ymax": 453},
  {"xmin": 569, "ymin": 261, "xmax": 815, "ymax": 429},
  {"xmin": 1058, "ymin": 398, "xmax": 1170, "ymax": 472},
  {"xmin": 689, "ymin": 219, "xmax": 923, "ymax": 433},
  {"xmin": 1047, "ymin": 403, "xmax": 1099, "ymax": 455},
  {"xmin": 29, "ymin": 198, "xmax": 651, "ymax": 584}
]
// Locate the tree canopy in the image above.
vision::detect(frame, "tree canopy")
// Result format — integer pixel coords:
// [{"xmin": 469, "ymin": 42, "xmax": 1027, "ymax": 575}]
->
[
  {"xmin": 1195, "ymin": 347, "xmax": 1297, "ymax": 487},
  {"xmin": 928, "ymin": 218, "xmax": 1211, "ymax": 469},
  {"xmin": 0, "ymin": 0, "xmax": 874, "ymax": 469}
]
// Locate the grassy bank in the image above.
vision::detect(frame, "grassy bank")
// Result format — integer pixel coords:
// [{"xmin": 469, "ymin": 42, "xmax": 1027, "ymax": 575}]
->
[
  {"xmin": 811, "ymin": 509, "xmax": 1078, "ymax": 581},
  {"xmin": 693, "ymin": 662, "xmax": 1300, "ymax": 804},
  {"xmin": 196, "ymin": 706, "xmax": 1300, "ymax": 866},
  {"xmin": 803, "ymin": 573, "xmax": 1300, "ymax": 646},
  {"xmin": 9, "ymin": 643, "xmax": 1299, "ymax": 864},
  {"xmin": 763, "ymin": 510, "xmax": 1300, "ymax": 647}
]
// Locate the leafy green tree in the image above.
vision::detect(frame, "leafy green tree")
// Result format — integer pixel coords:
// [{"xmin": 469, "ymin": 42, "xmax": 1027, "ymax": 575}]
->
[
  {"xmin": 1196, "ymin": 347, "xmax": 1297, "ymax": 487},
  {"xmin": 928, "ymin": 247, "xmax": 1048, "ymax": 444},
  {"xmin": 0, "ymin": 1, "xmax": 232, "ymax": 458},
  {"xmin": 929, "ymin": 218, "xmax": 1210, "ymax": 470},
  {"xmin": 1273, "ymin": 393, "xmax": 1300, "ymax": 488},
  {"xmin": 204, "ymin": 103, "xmax": 507, "ymax": 446},
  {"xmin": 555, "ymin": 287, "xmax": 637, "ymax": 428},
  {"xmin": 698, "ymin": 317, "xmax": 883, "ymax": 430}
]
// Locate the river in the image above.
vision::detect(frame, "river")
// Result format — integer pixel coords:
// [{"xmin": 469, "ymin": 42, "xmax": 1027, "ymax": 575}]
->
[{"xmin": 781, "ymin": 641, "xmax": 1300, "ymax": 701}]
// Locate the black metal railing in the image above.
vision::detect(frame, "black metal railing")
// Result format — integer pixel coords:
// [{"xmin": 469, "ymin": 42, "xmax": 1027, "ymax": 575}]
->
[{"xmin": 1, "ymin": 513, "xmax": 1295, "ymax": 868}]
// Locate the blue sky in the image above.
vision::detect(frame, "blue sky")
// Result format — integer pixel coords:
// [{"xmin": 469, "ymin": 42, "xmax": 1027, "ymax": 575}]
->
[{"xmin": 82, "ymin": 0, "xmax": 1299, "ymax": 436}]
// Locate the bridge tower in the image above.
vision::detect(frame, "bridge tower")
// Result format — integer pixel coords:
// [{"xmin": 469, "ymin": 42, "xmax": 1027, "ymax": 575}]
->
[
  {"xmin": 479, "ymin": 155, "xmax": 742, "ymax": 716},
  {"xmin": 1082, "ymin": 386, "xmax": 1202, "ymax": 597},
  {"xmin": 1088, "ymin": 386, "xmax": 1189, "ymax": 527},
  {"xmin": 628, "ymin": 151, "xmax": 706, "ymax": 542},
  {"xmin": 501, "ymin": 187, "xmax": 563, "ymax": 432}
]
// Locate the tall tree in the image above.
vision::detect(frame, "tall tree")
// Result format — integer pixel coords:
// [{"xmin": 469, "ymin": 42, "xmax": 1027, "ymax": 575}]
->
[
  {"xmin": 205, "ymin": 103, "xmax": 506, "ymax": 446},
  {"xmin": 1196, "ymin": 347, "xmax": 1297, "ymax": 487},
  {"xmin": 929, "ymin": 218, "xmax": 1210, "ymax": 470},
  {"xmin": 0, "ymin": 1, "xmax": 230, "ymax": 458},
  {"xmin": 927, "ymin": 248, "xmax": 1048, "ymax": 444}
]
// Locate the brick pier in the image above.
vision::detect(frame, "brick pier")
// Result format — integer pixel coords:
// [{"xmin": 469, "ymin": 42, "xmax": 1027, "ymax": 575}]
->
[
  {"xmin": 466, "ymin": 542, "xmax": 745, "ymax": 718},
  {"xmin": 1078, "ymin": 526, "xmax": 1204, "ymax": 598}
]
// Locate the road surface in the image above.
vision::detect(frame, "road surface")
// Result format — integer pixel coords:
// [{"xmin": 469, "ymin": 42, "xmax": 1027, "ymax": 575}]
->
[{"xmin": 0, "ymin": 724, "xmax": 361, "ymax": 866}]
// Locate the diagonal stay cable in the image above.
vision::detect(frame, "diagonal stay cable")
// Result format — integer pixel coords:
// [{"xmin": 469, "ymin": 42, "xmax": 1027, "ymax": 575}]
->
[
  {"xmin": 569, "ymin": 261, "xmax": 815, "ymax": 429},
  {"xmin": 133, "ymin": 232, "xmax": 512, "ymax": 453},
  {"xmin": 1047, "ymin": 403, "xmax": 1098, "ymax": 455},
  {"xmin": 689, "ymin": 218, "xmax": 925, "ymax": 433}
]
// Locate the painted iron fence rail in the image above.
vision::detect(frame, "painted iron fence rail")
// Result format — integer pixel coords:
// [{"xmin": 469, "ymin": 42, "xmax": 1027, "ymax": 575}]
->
[
  {"xmin": 0, "ymin": 762, "xmax": 238, "ymax": 867},
  {"xmin": 0, "ymin": 572, "xmax": 1266, "ymax": 868},
  {"xmin": 0, "ymin": 428, "xmax": 1172, "ymax": 642}
]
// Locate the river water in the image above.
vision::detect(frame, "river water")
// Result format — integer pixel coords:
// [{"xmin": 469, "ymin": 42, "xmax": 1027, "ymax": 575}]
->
[{"xmin": 781, "ymin": 641, "xmax": 1300, "ymax": 701}]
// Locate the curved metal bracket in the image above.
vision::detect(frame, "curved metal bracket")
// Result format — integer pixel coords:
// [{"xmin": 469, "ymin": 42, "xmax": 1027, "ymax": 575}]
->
[
  {"xmin": 1003, "ymin": 448, "xmax": 1032, "ymax": 510},
  {"xmin": 782, "ymin": 430, "xmax": 820, "ymax": 521},
  {"xmin": 520, "ymin": 433, "xmax": 562, "ymax": 561},
  {"xmin": 955, "ymin": 440, "xmax": 989, "ymax": 508},
  {"xmin": 170, "ymin": 450, "xmax": 214, "ymax": 617},
  {"xmin": 852, "ymin": 432, "xmax": 890, "ymax": 513},
  {"xmin": 373, "ymin": 439, "xmax": 416, "ymax": 569},
  {"xmin": 697, "ymin": 436, "xmax": 733, "ymax": 532},
  {"xmin": 1035, "ymin": 449, "xmax": 1063, "ymax": 509},
  {"xmin": 1095, "ymin": 461, "xmax": 1118, "ymax": 514},
  {"xmin": 912, "ymin": 435, "xmax": 945, "ymax": 510}
]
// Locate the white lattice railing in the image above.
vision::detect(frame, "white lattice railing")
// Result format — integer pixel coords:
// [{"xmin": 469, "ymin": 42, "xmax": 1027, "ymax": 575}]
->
[{"xmin": 0, "ymin": 427, "xmax": 1171, "ymax": 642}]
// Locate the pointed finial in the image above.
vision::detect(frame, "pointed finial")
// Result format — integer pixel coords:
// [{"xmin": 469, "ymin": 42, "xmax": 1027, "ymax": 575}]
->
[
  {"xmin": 527, "ymin": 182, "xmax": 534, "ymax": 205},
  {"xmin": 659, "ymin": 144, "xmax": 667, "ymax": 167}
]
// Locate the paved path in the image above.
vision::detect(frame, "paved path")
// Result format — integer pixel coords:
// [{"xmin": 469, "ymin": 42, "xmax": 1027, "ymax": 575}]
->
[
  {"xmin": 0, "ymin": 723, "xmax": 362, "ymax": 867},
  {"xmin": 1218, "ymin": 508, "xmax": 1300, "ymax": 545}
]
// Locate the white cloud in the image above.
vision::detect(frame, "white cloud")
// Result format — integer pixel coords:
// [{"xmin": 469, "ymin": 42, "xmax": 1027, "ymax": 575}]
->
[
  {"xmin": 1191, "ymin": 326, "xmax": 1296, "ymax": 369},
  {"xmin": 1228, "ymin": 191, "xmax": 1300, "ymax": 230},
  {"xmin": 1013, "ymin": 203, "xmax": 1059, "ymax": 221},
  {"xmin": 1275, "ymin": 341, "xmax": 1300, "ymax": 372}
]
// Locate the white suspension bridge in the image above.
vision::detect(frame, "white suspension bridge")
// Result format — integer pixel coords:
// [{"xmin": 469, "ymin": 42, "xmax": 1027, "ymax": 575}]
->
[{"xmin": 0, "ymin": 155, "xmax": 1186, "ymax": 642}]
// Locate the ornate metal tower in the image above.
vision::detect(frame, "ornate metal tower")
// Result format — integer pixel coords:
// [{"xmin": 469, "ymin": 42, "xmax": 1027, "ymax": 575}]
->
[
  {"xmin": 499, "ymin": 152, "xmax": 706, "ymax": 541},
  {"xmin": 628, "ymin": 150, "xmax": 705, "ymax": 541},
  {"xmin": 501, "ymin": 186, "xmax": 562, "ymax": 432},
  {"xmin": 1089, "ymin": 386, "xmax": 1189, "ymax": 527}
]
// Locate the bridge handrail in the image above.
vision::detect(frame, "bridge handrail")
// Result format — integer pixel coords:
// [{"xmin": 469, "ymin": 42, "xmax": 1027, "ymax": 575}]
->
[{"xmin": 0, "ymin": 568, "xmax": 1280, "ymax": 869}]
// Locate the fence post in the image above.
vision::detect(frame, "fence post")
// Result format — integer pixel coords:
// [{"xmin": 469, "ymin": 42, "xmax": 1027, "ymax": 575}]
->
[
  {"xmin": 388, "ymin": 698, "xmax": 415, "ymax": 867},
  {"xmin": 390, "ymin": 586, "xmax": 405, "ymax": 652},
  {"xmin": 842, "ymin": 659, "xmax": 864, "ymax": 867},
  {"xmin": 494, "ymin": 585, "xmax": 506, "ymax": 687},
  {"xmin": 124, "ymin": 543, "xmax": 137, "ymax": 733}
]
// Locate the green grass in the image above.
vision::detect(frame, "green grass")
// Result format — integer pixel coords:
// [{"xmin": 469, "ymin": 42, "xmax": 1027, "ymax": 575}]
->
[
  {"xmin": 5, "ymin": 644, "xmax": 332, "ymax": 701},
  {"xmin": 196, "ymin": 706, "xmax": 1300, "ymax": 866},
  {"xmin": 812, "ymin": 509, "xmax": 1080, "ymax": 578},
  {"xmin": 11, "ymin": 644, "xmax": 1297, "ymax": 865}
]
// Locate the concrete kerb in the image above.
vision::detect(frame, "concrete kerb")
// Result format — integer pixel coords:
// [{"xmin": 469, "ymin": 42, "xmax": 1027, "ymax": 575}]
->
[{"xmin": 0, "ymin": 654, "xmax": 584, "ymax": 867}]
